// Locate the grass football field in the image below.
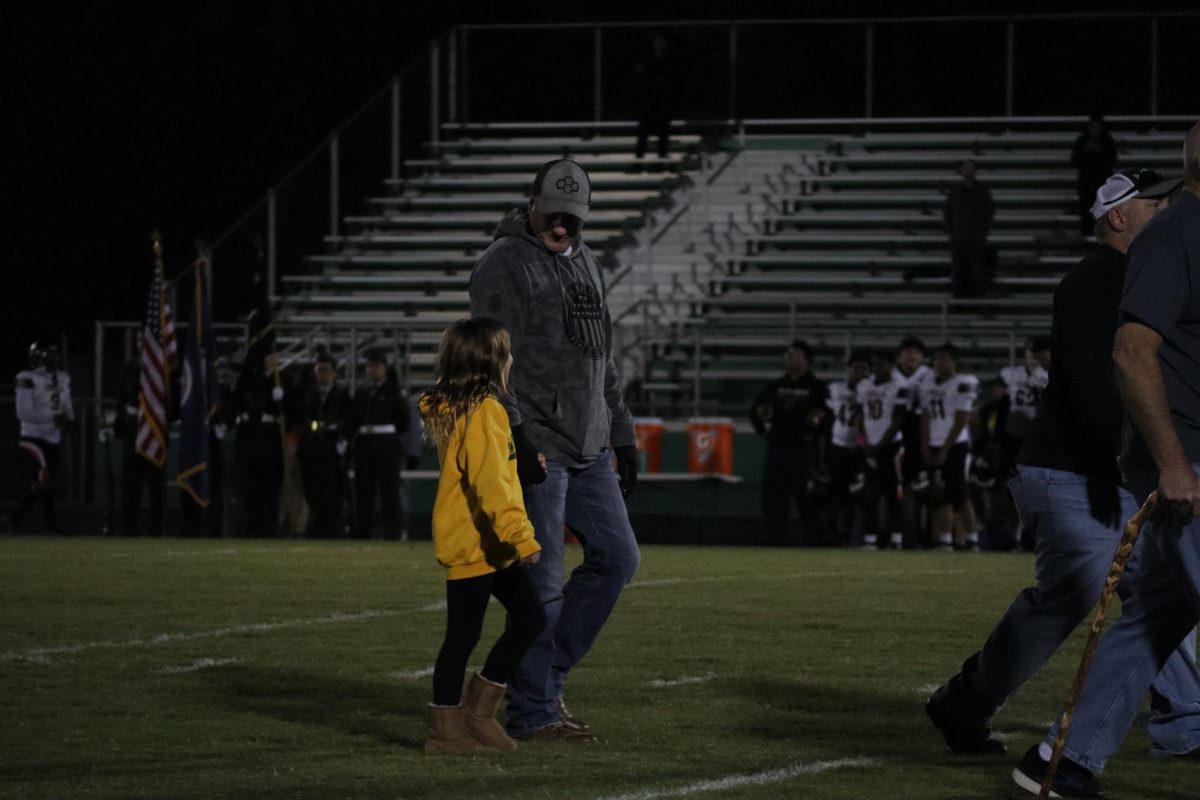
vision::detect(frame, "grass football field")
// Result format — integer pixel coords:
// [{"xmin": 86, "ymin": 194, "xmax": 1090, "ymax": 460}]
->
[{"xmin": 2, "ymin": 538, "xmax": 1198, "ymax": 800}]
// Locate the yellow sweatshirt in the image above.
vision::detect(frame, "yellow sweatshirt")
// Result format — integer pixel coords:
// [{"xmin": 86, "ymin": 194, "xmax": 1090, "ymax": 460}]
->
[{"xmin": 424, "ymin": 396, "xmax": 540, "ymax": 580}]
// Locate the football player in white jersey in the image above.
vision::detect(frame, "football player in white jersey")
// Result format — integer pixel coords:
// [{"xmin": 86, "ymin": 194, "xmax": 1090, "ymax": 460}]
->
[
  {"xmin": 5, "ymin": 342, "xmax": 74, "ymax": 534},
  {"xmin": 893, "ymin": 336, "xmax": 933, "ymax": 545},
  {"xmin": 919, "ymin": 343, "xmax": 980, "ymax": 550},
  {"xmin": 824, "ymin": 352, "xmax": 870, "ymax": 544},
  {"xmin": 999, "ymin": 335, "xmax": 1050, "ymax": 453},
  {"xmin": 859, "ymin": 351, "xmax": 911, "ymax": 548},
  {"xmin": 997, "ymin": 336, "xmax": 1050, "ymax": 548}
]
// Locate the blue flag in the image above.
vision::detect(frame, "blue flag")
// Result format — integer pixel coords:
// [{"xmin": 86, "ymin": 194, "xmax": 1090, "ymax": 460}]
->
[{"xmin": 177, "ymin": 259, "xmax": 219, "ymax": 506}]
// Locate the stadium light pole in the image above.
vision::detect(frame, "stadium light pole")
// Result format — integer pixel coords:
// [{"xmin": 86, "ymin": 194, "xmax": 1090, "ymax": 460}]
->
[
  {"xmin": 1149, "ymin": 17, "xmax": 1158, "ymax": 116},
  {"xmin": 390, "ymin": 78, "xmax": 401, "ymax": 183},
  {"xmin": 864, "ymin": 23, "xmax": 874, "ymax": 118},
  {"xmin": 430, "ymin": 44, "xmax": 440, "ymax": 146},
  {"xmin": 593, "ymin": 27, "xmax": 602, "ymax": 122},
  {"xmin": 1005, "ymin": 21, "xmax": 1015, "ymax": 117}
]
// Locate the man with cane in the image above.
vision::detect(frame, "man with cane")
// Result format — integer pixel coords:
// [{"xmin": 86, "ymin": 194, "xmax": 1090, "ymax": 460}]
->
[
  {"xmin": 926, "ymin": 168, "xmax": 1200, "ymax": 764},
  {"xmin": 1012, "ymin": 122, "xmax": 1200, "ymax": 798}
]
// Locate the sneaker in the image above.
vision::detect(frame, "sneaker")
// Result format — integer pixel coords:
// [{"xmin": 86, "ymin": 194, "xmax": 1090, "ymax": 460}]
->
[
  {"xmin": 1011, "ymin": 745, "xmax": 1103, "ymax": 798},
  {"xmin": 554, "ymin": 696, "xmax": 591, "ymax": 733},
  {"xmin": 516, "ymin": 720, "xmax": 595, "ymax": 744},
  {"xmin": 925, "ymin": 687, "xmax": 1006, "ymax": 756}
]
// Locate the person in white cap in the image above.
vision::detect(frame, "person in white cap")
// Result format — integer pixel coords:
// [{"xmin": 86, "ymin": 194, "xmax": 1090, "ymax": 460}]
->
[
  {"xmin": 469, "ymin": 159, "xmax": 640, "ymax": 743},
  {"xmin": 1010, "ymin": 121, "xmax": 1200, "ymax": 799},
  {"xmin": 927, "ymin": 167, "xmax": 1197, "ymax": 768}
]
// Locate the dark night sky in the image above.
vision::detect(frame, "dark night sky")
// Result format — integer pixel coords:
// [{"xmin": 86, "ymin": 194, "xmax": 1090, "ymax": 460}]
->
[{"xmin": 4, "ymin": 0, "xmax": 1192, "ymax": 378}]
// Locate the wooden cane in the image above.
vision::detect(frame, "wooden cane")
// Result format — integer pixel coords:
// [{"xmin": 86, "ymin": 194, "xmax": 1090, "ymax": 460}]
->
[{"xmin": 1038, "ymin": 490, "xmax": 1160, "ymax": 799}]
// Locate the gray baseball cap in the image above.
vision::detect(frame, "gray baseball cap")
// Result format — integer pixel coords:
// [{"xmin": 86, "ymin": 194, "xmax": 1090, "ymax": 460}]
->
[{"xmin": 531, "ymin": 159, "xmax": 591, "ymax": 221}]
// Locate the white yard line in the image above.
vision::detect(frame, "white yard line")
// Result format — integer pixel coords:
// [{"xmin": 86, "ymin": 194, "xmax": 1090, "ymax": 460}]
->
[
  {"xmin": 649, "ymin": 672, "xmax": 722, "ymax": 688},
  {"xmin": 387, "ymin": 666, "xmax": 436, "ymax": 680},
  {"xmin": 156, "ymin": 657, "xmax": 239, "ymax": 674},
  {"xmin": 630, "ymin": 568, "xmax": 963, "ymax": 589},
  {"xmin": 595, "ymin": 756, "xmax": 878, "ymax": 800},
  {"xmin": 0, "ymin": 601, "xmax": 446, "ymax": 664}
]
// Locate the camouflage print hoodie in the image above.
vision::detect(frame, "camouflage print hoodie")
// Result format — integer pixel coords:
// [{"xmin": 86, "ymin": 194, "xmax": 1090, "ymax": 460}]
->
[{"xmin": 468, "ymin": 208, "xmax": 636, "ymax": 466}]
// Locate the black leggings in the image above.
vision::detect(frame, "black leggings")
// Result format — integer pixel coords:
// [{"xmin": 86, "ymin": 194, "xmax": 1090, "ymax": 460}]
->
[{"xmin": 432, "ymin": 563, "xmax": 546, "ymax": 706}]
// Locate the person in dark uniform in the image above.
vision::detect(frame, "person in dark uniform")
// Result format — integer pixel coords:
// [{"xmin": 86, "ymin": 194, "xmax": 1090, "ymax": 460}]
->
[
  {"xmin": 299, "ymin": 351, "xmax": 351, "ymax": 537},
  {"xmin": 750, "ymin": 339, "xmax": 830, "ymax": 546},
  {"xmin": 231, "ymin": 350, "xmax": 284, "ymax": 537},
  {"xmin": 350, "ymin": 348, "xmax": 409, "ymax": 540},
  {"xmin": 115, "ymin": 351, "xmax": 163, "ymax": 536}
]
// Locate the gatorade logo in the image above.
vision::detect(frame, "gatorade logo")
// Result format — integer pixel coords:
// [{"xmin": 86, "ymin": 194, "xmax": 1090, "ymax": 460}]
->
[{"xmin": 692, "ymin": 430, "xmax": 715, "ymax": 466}]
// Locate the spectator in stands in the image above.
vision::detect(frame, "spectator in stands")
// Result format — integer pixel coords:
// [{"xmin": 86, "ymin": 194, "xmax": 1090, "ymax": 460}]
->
[
  {"xmin": 299, "ymin": 350, "xmax": 351, "ymax": 537},
  {"xmin": 944, "ymin": 160, "xmax": 995, "ymax": 299},
  {"xmin": 858, "ymin": 351, "xmax": 910, "ymax": 549},
  {"xmin": 1010, "ymin": 120, "xmax": 1200, "ymax": 799},
  {"xmin": 634, "ymin": 33, "xmax": 674, "ymax": 168},
  {"xmin": 3, "ymin": 342, "xmax": 74, "ymax": 535},
  {"xmin": 350, "ymin": 348, "xmax": 409, "ymax": 540},
  {"xmin": 1071, "ymin": 114, "xmax": 1119, "ymax": 236},
  {"xmin": 751, "ymin": 339, "xmax": 830, "ymax": 546},
  {"xmin": 917, "ymin": 343, "xmax": 980, "ymax": 550},
  {"xmin": 115, "ymin": 349, "xmax": 162, "ymax": 536},
  {"xmin": 825, "ymin": 352, "xmax": 870, "ymax": 545},
  {"xmin": 469, "ymin": 158, "xmax": 640, "ymax": 743},
  {"xmin": 927, "ymin": 165, "xmax": 1186, "ymax": 765}
]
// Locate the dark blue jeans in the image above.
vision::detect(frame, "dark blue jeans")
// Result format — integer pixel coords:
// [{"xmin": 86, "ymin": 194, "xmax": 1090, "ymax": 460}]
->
[
  {"xmin": 504, "ymin": 455, "xmax": 640, "ymax": 736},
  {"xmin": 762, "ymin": 441, "xmax": 826, "ymax": 546}
]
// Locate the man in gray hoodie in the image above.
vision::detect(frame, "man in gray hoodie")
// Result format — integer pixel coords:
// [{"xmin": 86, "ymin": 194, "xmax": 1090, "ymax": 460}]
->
[{"xmin": 469, "ymin": 159, "xmax": 641, "ymax": 742}]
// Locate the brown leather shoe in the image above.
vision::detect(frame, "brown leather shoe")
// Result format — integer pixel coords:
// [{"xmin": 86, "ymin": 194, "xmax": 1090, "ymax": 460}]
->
[
  {"xmin": 554, "ymin": 696, "xmax": 591, "ymax": 733},
  {"xmin": 518, "ymin": 721, "xmax": 595, "ymax": 743}
]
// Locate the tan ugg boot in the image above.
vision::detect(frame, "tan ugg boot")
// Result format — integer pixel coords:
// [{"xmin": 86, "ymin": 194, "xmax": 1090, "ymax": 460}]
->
[
  {"xmin": 463, "ymin": 672, "xmax": 519, "ymax": 753},
  {"xmin": 424, "ymin": 704, "xmax": 489, "ymax": 755}
]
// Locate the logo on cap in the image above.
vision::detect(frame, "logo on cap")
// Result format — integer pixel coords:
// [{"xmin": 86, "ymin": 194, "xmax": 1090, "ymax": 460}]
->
[{"xmin": 556, "ymin": 176, "xmax": 581, "ymax": 194}]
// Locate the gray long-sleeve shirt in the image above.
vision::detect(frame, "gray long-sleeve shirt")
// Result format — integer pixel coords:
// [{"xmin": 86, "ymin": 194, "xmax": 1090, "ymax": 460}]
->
[{"xmin": 468, "ymin": 209, "xmax": 636, "ymax": 466}]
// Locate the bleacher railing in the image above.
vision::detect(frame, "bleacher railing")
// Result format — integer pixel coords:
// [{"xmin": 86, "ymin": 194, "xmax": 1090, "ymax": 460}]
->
[{"xmin": 199, "ymin": 11, "xmax": 1198, "ymax": 311}]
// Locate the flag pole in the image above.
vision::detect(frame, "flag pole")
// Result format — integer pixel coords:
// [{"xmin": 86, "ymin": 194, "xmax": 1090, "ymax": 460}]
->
[{"xmin": 152, "ymin": 233, "xmax": 168, "ymax": 538}]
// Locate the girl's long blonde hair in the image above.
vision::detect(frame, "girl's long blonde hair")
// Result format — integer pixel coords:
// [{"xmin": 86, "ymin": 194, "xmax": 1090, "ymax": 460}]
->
[{"xmin": 420, "ymin": 318, "xmax": 512, "ymax": 449}]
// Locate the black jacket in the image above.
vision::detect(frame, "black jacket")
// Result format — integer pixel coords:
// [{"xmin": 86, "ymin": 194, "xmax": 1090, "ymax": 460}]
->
[{"xmin": 1018, "ymin": 244, "xmax": 1125, "ymax": 480}]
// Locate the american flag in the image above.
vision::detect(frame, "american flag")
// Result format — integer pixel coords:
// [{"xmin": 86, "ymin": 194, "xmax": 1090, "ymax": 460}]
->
[{"xmin": 135, "ymin": 242, "xmax": 178, "ymax": 466}]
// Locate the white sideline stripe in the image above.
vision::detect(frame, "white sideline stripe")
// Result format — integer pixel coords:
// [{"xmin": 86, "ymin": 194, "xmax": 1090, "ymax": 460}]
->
[
  {"xmin": 0, "ymin": 601, "xmax": 447, "ymax": 664},
  {"xmin": 631, "ymin": 568, "xmax": 963, "ymax": 589},
  {"xmin": 649, "ymin": 672, "xmax": 721, "ymax": 687},
  {"xmin": 595, "ymin": 756, "xmax": 877, "ymax": 800},
  {"xmin": 157, "ymin": 657, "xmax": 239, "ymax": 674},
  {"xmin": 388, "ymin": 666, "xmax": 435, "ymax": 680}
]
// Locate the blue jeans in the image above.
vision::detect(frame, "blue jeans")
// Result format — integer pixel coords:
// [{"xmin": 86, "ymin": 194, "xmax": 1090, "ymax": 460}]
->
[
  {"xmin": 1045, "ymin": 465, "xmax": 1200, "ymax": 772},
  {"xmin": 504, "ymin": 455, "xmax": 640, "ymax": 736},
  {"xmin": 946, "ymin": 467, "xmax": 1200, "ymax": 758}
]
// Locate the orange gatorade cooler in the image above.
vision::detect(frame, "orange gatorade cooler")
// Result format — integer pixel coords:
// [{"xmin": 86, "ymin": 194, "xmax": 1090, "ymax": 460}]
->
[
  {"xmin": 633, "ymin": 417, "xmax": 664, "ymax": 473},
  {"xmin": 687, "ymin": 417, "xmax": 734, "ymax": 474}
]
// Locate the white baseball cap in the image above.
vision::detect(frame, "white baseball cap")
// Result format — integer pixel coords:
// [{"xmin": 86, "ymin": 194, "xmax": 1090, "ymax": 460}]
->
[{"xmin": 1090, "ymin": 169, "xmax": 1182, "ymax": 219}]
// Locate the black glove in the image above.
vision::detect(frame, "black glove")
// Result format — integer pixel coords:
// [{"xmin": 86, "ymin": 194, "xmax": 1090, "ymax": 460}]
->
[
  {"xmin": 614, "ymin": 444, "xmax": 639, "ymax": 498},
  {"xmin": 511, "ymin": 424, "xmax": 547, "ymax": 486},
  {"xmin": 1086, "ymin": 474, "xmax": 1122, "ymax": 529}
]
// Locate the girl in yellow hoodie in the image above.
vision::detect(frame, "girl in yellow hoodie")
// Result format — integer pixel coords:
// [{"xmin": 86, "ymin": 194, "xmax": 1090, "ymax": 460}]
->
[{"xmin": 419, "ymin": 317, "xmax": 546, "ymax": 755}]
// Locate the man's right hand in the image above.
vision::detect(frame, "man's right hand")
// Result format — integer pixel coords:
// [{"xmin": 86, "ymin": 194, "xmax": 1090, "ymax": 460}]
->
[
  {"xmin": 1157, "ymin": 464, "xmax": 1200, "ymax": 519},
  {"xmin": 512, "ymin": 424, "xmax": 548, "ymax": 486}
]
